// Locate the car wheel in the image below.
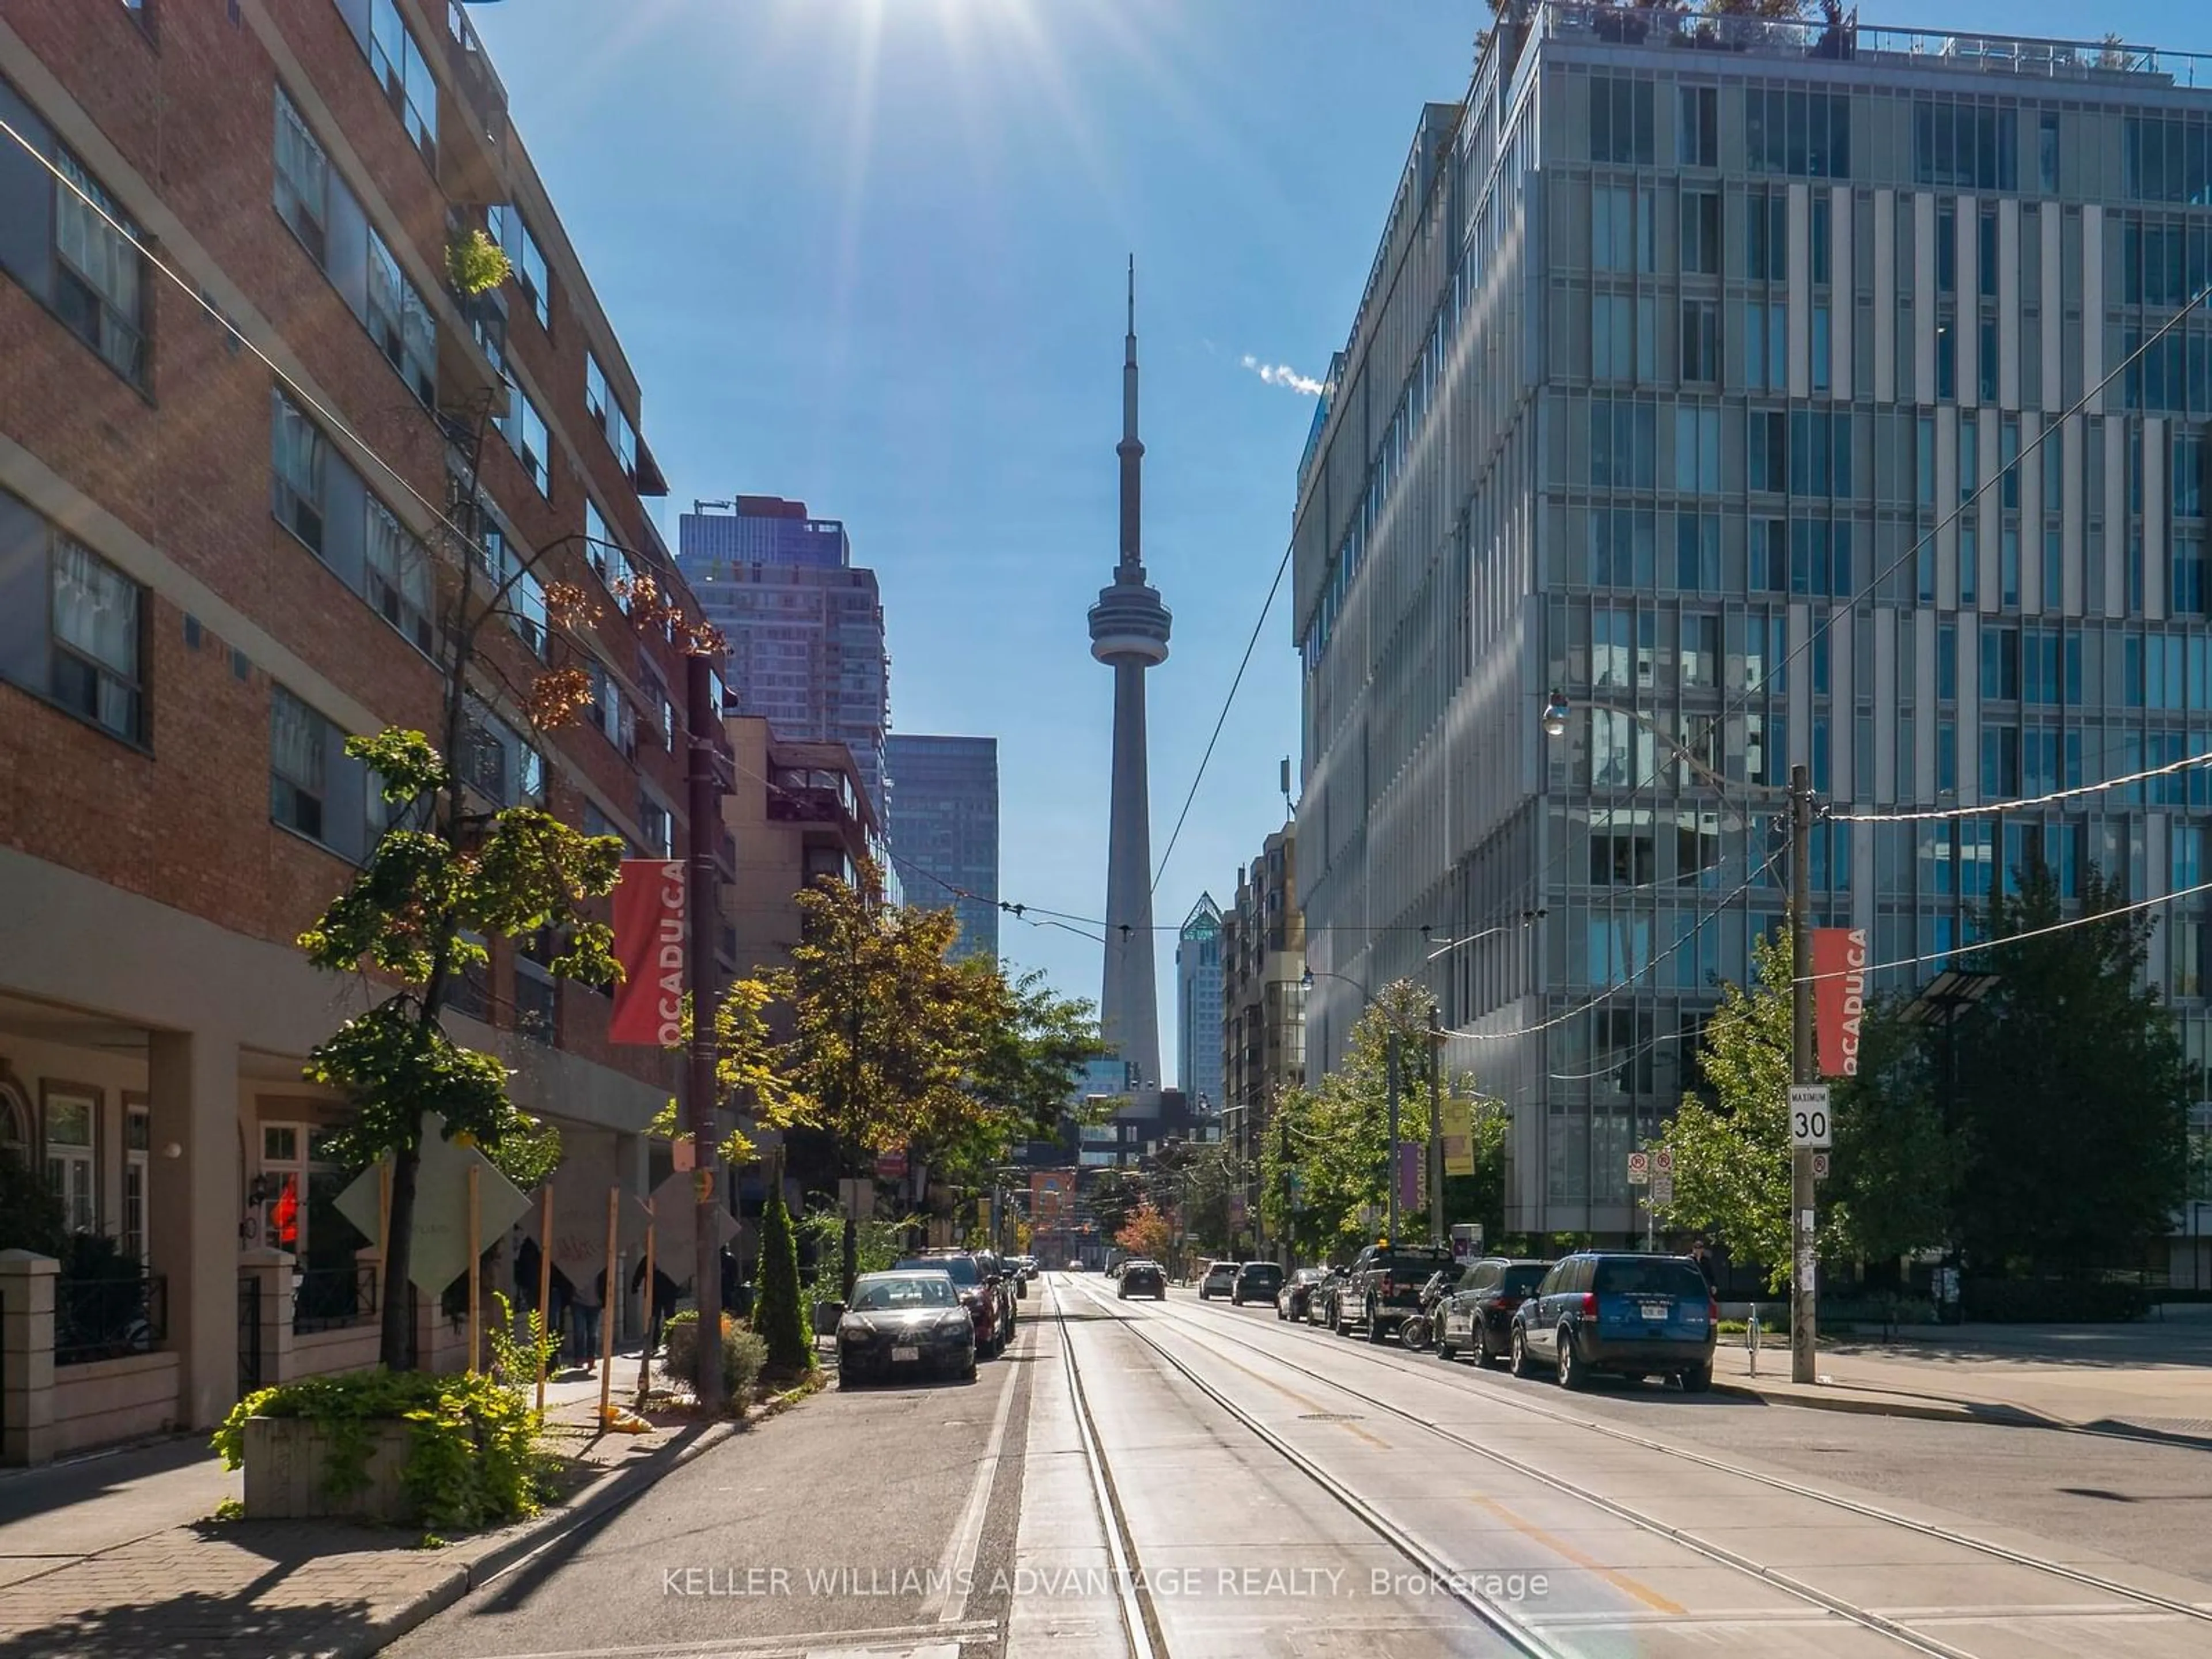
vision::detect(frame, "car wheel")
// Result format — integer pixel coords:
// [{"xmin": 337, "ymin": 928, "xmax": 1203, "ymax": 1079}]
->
[
  {"xmin": 1365, "ymin": 1301, "xmax": 1387, "ymax": 1343},
  {"xmin": 1437, "ymin": 1334, "xmax": 1458, "ymax": 1362},
  {"xmin": 1509, "ymin": 1325, "xmax": 1534, "ymax": 1377},
  {"xmin": 1330, "ymin": 1300, "xmax": 1346, "ymax": 1335},
  {"xmin": 963, "ymin": 1353, "xmax": 979, "ymax": 1381},
  {"xmin": 1474, "ymin": 1329, "xmax": 1496, "ymax": 1368},
  {"xmin": 1556, "ymin": 1327, "xmax": 1588, "ymax": 1391},
  {"xmin": 1679, "ymin": 1362, "xmax": 1713, "ymax": 1394}
]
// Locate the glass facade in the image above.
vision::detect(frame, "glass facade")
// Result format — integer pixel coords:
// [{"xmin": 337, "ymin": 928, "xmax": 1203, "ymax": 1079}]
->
[
  {"xmin": 884, "ymin": 734, "xmax": 1000, "ymax": 961},
  {"xmin": 1290, "ymin": 7, "xmax": 2212, "ymax": 1236}
]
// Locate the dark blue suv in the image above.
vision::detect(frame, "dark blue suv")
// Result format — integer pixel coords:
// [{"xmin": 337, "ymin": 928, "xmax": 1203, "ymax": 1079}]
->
[{"xmin": 1509, "ymin": 1253, "xmax": 1715, "ymax": 1392}]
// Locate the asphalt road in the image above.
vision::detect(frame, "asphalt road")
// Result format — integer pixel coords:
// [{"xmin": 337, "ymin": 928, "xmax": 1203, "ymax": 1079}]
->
[
  {"xmin": 384, "ymin": 1307, "xmax": 1038, "ymax": 1659},
  {"xmin": 382, "ymin": 1277, "xmax": 2212, "ymax": 1659}
]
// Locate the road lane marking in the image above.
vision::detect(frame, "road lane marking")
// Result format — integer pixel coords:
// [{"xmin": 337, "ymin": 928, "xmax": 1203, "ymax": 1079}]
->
[
  {"xmin": 922, "ymin": 1316, "xmax": 1024, "ymax": 1626},
  {"xmin": 1470, "ymin": 1495, "xmax": 1687, "ymax": 1616}
]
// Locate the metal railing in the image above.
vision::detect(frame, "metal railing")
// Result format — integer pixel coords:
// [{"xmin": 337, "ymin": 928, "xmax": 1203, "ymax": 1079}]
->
[
  {"xmin": 55, "ymin": 1270, "xmax": 166, "ymax": 1366},
  {"xmin": 293, "ymin": 1264, "xmax": 380, "ymax": 1335},
  {"xmin": 1528, "ymin": 3, "xmax": 2212, "ymax": 87}
]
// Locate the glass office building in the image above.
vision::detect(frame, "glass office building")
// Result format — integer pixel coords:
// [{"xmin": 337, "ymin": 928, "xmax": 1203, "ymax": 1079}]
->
[
  {"xmin": 884, "ymin": 734, "xmax": 1001, "ymax": 961},
  {"xmin": 1291, "ymin": 5, "xmax": 2212, "ymax": 1238}
]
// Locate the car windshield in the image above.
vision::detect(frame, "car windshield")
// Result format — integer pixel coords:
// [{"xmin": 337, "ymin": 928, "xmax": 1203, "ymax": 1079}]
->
[
  {"xmin": 1594, "ymin": 1260, "xmax": 1708, "ymax": 1298},
  {"xmin": 852, "ymin": 1274, "xmax": 956, "ymax": 1309},
  {"xmin": 1240, "ymin": 1263, "xmax": 1281, "ymax": 1278},
  {"xmin": 1295, "ymin": 1268, "xmax": 1323, "ymax": 1283},
  {"xmin": 897, "ymin": 1255, "xmax": 979, "ymax": 1287},
  {"xmin": 1501, "ymin": 1265, "xmax": 1548, "ymax": 1294}
]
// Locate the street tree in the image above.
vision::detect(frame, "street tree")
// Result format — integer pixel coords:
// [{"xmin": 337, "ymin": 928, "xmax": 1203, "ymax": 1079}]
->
[
  {"xmin": 1825, "ymin": 997, "xmax": 1953, "ymax": 1270},
  {"xmin": 1116, "ymin": 1202, "xmax": 1172, "ymax": 1263},
  {"xmin": 1266, "ymin": 981, "xmax": 1442, "ymax": 1258},
  {"xmin": 1952, "ymin": 864, "xmax": 2191, "ymax": 1276},
  {"xmin": 1085, "ymin": 1168, "xmax": 1145, "ymax": 1245},
  {"xmin": 1655, "ymin": 934, "xmax": 1802, "ymax": 1291},
  {"xmin": 291, "ymin": 240, "xmax": 737, "ymax": 1372}
]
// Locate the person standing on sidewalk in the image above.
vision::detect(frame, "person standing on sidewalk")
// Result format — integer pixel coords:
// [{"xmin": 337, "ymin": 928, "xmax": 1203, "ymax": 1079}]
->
[
  {"xmin": 631, "ymin": 1259, "xmax": 682, "ymax": 1354},
  {"xmin": 1691, "ymin": 1243, "xmax": 1718, "ymax": 1294}
]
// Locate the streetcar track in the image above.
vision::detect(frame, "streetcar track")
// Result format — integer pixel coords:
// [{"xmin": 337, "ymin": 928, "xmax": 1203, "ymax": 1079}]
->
[
  {"xmin": 1123, "ymin": 1283, "xmax": 2212, "ymax": 1641},
  {"xmin": 1047, "ymin": 1276, "xmax": 1568, "ymax": 1658},
  {"xmin": 1044, "ymin": 1276, "xmax": 1161, "ymax": 1659},
  {"xmin": 1062, "ymin": 1275, "xmax": 1968, "ymax": 1657}
]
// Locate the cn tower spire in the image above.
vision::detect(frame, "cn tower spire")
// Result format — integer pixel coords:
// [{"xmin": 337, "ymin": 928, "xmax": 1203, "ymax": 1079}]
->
[
  {"xmin": 1090, "ymin": 256, "xmax": 1171, "ymax": 1093},
  {"xmin": 1118, "ymin": 256, "xmax": 1144, "ymax": 577}
]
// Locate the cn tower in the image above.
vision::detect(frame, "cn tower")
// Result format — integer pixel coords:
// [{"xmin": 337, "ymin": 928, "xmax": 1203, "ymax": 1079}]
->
[{"xmin": 1088, "ymin": 258, "xmax": 1170, "ymax": 1092}]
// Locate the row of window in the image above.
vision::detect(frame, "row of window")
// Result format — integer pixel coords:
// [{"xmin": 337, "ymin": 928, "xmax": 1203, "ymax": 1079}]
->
[
  {"xmin": 1589, "ymin": 77, "xmax": 1848, "ymax": 180},
  {"xmin": 336, "ymin": 0, "xmax": 438, "ymax": 164},
  {"xmin": 274, "ymin": 88, "xmax": 435, "ymax": 405}
]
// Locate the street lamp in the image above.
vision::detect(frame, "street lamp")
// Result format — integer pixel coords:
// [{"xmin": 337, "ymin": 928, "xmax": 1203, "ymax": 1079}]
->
[{"xmin": 1539, "ymin": 690, "xmax": 1824, "ymax": 1384}]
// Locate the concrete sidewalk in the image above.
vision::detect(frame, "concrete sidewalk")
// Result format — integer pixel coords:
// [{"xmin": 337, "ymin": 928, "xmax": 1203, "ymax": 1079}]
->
[
  {"xmin": 1709, "ymin": 1317, "xmax": 2212, "ymax": 1442},
  {"xmin": 0, "ymin": 1353, "xmax": 743, "ymax": 1659}
]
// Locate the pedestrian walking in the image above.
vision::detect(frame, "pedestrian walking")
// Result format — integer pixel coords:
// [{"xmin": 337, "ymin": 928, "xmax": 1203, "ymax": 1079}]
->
[{"xmin": 632, "ymin": 1259, "xmax": 683, "ymax": 1354}]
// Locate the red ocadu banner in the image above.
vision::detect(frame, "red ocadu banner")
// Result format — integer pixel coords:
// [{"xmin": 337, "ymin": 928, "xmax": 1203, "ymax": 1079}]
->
[
  {"xmin": 609, "ymin": 859, "xmax": 685, "ymax": 1046},
  {"xmin": 1812, "ymin": 926, "xmax": 1869, "ymax": 1077}
]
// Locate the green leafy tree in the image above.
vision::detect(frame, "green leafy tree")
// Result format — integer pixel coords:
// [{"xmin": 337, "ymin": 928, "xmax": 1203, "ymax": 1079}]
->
[
  {"xmin": 300, "ymin": 730, "xmax": 623, "ymax": 1370},
  {"xmin": 296, "ymin": 408, "xmax": 721, "ymax": 1371},
  {"xmin": 1827, "ymin": 997, "xmax": 1953, "ymax": 1267},
  {"xmin": 1442, "ymin": 1093, "xmax": 1512, "ymax": 1246},
  {"xmin": 0, "ymin": 1149, "xmax": 67, "ymax": 1256},
  {"xmin": 1953, "ymin": 864, "xmax": 2191, "ymax": 1275},
  {"xmin": 1657, "ymin": 934, "xmax": 1801, "ymax": 1291},
  {"xmin": 753, "ymin": 1185, "xmax": 810, "ymax": 1381},
  {"xmin": 1267, "ymin": 981, "xmax": 1439, "ymax": 1258}
]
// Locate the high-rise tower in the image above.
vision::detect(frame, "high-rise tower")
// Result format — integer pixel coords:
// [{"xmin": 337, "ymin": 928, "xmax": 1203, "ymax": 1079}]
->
[{"xmin": 1089, "ymin": 259, "xmax": 1171, "ymax": 1091}]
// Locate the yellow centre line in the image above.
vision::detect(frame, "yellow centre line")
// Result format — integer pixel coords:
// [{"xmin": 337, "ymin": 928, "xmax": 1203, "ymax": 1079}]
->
[{"xmin": 1471, "ymin": 1495, "xmax": 1687, "ymax": 1616}]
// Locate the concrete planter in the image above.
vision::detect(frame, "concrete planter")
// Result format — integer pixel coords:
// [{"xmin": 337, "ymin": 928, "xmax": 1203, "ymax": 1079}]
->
[{"xmin": 241, "ymin": 1415, "xmax": 416, "ymax": 1521}]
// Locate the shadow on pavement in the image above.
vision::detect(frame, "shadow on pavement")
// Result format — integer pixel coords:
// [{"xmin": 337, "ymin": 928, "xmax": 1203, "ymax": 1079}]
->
[
  {"xmin": 0, "ymin": 1560, "xmax": 378, "ymax": 1659},
  {"xmin": 0, "ymin": 1436, "xmax": 218, "ymax": 1528}
]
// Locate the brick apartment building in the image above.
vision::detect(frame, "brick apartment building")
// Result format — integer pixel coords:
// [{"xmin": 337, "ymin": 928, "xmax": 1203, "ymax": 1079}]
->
[{"xmin": 0, "ymin": 1, "xmax": 722, "ymax": 1459}]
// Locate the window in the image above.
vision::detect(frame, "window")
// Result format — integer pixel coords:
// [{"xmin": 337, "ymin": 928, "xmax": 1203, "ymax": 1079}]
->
[
  {"xmin": 1587, "ymin": 398, "xmax": 1655, "ymax": 490},
  {"xmin": 1812, "ymin": 304, "xmax": 1831, "ymax": 393},
  {"xmin": 1980, "ymin": 725, "xmax": 2020, "ymax": 799},
  {"xmin": 271, "ymin": 388, "xmax": 327, "ymax": 551},
  {"xmin": 1680, "ymin": 300, "xmax": 1719, "ymax": 383},
  {"xmin": 492, "ymin": 203, "xmax": 550, "ymax": 331},
  {"xmin": 501, "ymin": 370, "xmax": 550, "ymax": 496},
  {"xmin": 1747, "ymin": 88, "xmax": 1850, "ymax": 178},
  {"xmin": 1937, "ymin": 321, "xmax": 1957, "ymax": 400},
  {"xmin": 1680, "ymin": 191, "xmax": 1721, "ymax": 275},
  {"xmin": 271, "ymin": 685, "xmax": 329, "ymax": 842},
  {"xmin": 1914, "ymin": 100, "xmax": 2019, "ymax": 192},
  {"xmin": 1937, "ymin": 624, "xmax": 1957, "ymax": 699},
  {"xmin": 1749, "ymin": 412, "xmax": 1787, "ymax": 494},
  {"xmin": 1811, "ymin": 205, "xmax": 1832, "ymax": 287},
  {"xmin": 640, "ymin": 795, "xmax": 673, "ymax": 858},
  {"xmin": 1591, "ymin": 75, "xmax": 1654, "ymax": 166},
  {"xmin": 52, "ymin": 149, "xmax": 146, "ymax": 385},
  {"xmin": 1746, "ymin": 191, "xmax": 1787, "ymax": 281},
  {"xmin": 1937, "ymin": 207, "xmax": 1956, "ymax": 296},
  {"xmin": 366, "ymin": 232, "xmax": 436, "ymax": 405},
  {"xmin": 1744, "ymin": 302, "xmax": 1786, "ymax": 394},
  {"xmin": 44, "ymin": 1092, "xmax": 96, "ymax": 1235},
  {"xmin": 48, "ymin": 533, "xmax": 145, "ymax": 740},
  {"xmin": 1979, "ymin": 317, "xmax": 1998, "ymax": 402},
  {"xmin": 1980, "ymin": 625, "xmax": 2020, "ymax": 700},
  {"xmin": 1679, "ymin": 85, "xmax": 1718, "ymax": 169},
  {"xmin": 1593, "ymin": 293, "xmax": 1633, "ymax": 380},
  {"xmin": 365, "ymin": 501, "xmax": 433, "ymax": 652},
  {"xmin": 2124, "ymin": 116, "xmax": 2212, "ymax": 204},
  {"xmin": 124, "ymin": 1104, "xmax": 149, "ymax": 1262},
  {"xmin": 2040, "ymin": 111, "xmax": 2061, "ymax": 194},
  {"xmin": 1675, "ymin": 407, "xmax": 1721, "ymax": 494},
  {"xmin": 343, "ymin": 0, "xmax": 439, "ymax": 158},
  {"xmin": 272, "ymin": 88, "xmax": 328, "ymax": 263},
  {"xmin": 512, "ymin": 562, "xmax": 549, "ymax": 657},
  {"xmin": 1593, "ymin": 187, "xmax": 1644, "ymax": 272}
]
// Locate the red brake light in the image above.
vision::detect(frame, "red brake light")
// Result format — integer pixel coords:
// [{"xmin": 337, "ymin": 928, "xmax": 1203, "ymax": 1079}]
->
[
  {"xmin": 1708, "ymin": 1297, "xmax": 1720, "ymax": 1326},
  {"xmin": 1581, "ymin": 1292, "xmax": 1598, "ymax": 1319},
  {"xmin": 1380, "ymin": 1277, "xmax": 1395, "ymax": 1296}
]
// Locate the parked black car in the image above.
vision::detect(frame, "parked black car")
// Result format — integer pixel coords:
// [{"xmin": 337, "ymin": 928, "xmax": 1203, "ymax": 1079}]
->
[
  {"xmin": 1306, "ymin": 1266, "xmax": 1348, "ymax": 1326},
  {"xmin": 1509, "ymin": 1253, "xmax": 1717, "ymax": 1391},
  {"xmin": 893, "ymin": 1253, "xmax": 1007, "ymax": 1357},
  {"xmin": 836, "ymin": 1270, "xmax": 977, "ymax": 1383},
  {"xmin": 1436, "ymin": 1258, "xmax": 1551, "ymax": 1366},
  {"xmin": 1118, "ymin": 1260, "xmax": 1166, "ymax": 1299},
  {"xmin": 1277, "ymin": 1267, "xmax": 1327, "ymax": 1322},
  {"xmin": 1231, "ymin": 1262, "xmax": 1284, "ymax": 1306}
]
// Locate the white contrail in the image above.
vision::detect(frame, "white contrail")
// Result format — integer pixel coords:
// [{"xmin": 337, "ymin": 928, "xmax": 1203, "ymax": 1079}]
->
[{"xmin": 1240, "ymin": 354, "xmax": 1325, "ymax": 396}]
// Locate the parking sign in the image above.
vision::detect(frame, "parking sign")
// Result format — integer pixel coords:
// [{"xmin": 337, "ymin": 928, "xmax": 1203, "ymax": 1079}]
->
[{"xmin": 1627, "ymin": 1151, "xmax": 1650, "ymax": 1186}]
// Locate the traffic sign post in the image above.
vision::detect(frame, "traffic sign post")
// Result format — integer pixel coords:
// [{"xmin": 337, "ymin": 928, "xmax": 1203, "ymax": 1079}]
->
[
  {"xmin": 1626, "ymin": 1152, "xmax": 1650, "ymax": 1185},
  {"xmin": 1789, "ymin": 1085, "xmax": 1833, "ymax": 1149},
  {"xmin": 1653, "ymin": 1147, "xmax": 1673, "ymax": 1176}
]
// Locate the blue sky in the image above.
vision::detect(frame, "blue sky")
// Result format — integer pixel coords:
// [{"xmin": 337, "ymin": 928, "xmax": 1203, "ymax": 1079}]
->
[{"xmin": 474, "ymin": 0, "xmax": 2209, "ymax": 1088}]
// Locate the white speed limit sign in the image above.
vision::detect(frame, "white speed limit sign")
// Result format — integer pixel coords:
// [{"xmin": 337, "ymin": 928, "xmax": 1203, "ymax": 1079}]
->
[{"xmin": 1789, "ymin": 1084, "xmax": 1832, "ymax": 1149}]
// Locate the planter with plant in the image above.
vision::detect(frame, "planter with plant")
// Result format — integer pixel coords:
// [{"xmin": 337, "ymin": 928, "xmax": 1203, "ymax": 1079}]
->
[
  {"xmin": 214, "ymin": 1367, "xmax": 556, "ymax": 1528},
  {"xmin": 661, "ymin": 1309, "xmax": 767, "ymax": 1412}
]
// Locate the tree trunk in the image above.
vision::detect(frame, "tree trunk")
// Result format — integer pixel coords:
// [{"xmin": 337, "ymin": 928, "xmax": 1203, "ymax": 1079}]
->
[
  {"xmin": 380, "ymin": 1138, "xmax": 422, "ymax": 1370},
  {"xmin": 841, "ymin": 1215, "xmax": 858, "ymax": 1302}
]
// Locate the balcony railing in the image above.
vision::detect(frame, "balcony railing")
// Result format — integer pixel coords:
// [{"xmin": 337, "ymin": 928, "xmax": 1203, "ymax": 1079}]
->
[
  {"xmin": 1528, "ymin": 2, "xmax": 2211, "ymax": 86},
  {"xmin": 294, "ymin": 1264, "xmax": 380, "ymax": 1335},
  {"xmin": 55, "ymin": 1269, "xmax": 166, "ymax": 1366}
]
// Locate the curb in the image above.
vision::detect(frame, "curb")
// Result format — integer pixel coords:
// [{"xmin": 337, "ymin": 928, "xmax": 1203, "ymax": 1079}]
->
[
  {"xmin": 324, "ymin": 1416, "xmax": 744, "ymax": 1659},
  {"xmin": 1710, "ymin": 1378, "xmax": 2054, "ymax": 1429}
]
